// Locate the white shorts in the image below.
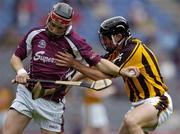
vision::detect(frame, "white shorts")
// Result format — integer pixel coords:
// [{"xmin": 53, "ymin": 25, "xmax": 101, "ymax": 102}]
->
[
  {"xmin": 131, "ymin": 92, "xmax": 173, "ymax": 131},
  {"xmin": 82, "ymin": 103, "xmax": 109, "ymax": 128},
  {"xmin": 10, "ymin": 84, "xmax": 65, "ymax": 132}
]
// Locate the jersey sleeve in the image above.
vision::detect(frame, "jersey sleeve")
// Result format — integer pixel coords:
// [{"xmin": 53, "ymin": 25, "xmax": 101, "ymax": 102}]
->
[
  {"xmin": 14, "ymin": 30, "xmax": 33, "ymax": 60},
  {"xmin": 68, "ymin": 31, "xmax": 101, "ymax": 66}
]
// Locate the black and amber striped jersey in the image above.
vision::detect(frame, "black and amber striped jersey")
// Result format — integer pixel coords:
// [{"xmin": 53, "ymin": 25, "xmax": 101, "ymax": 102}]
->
[{"xmin": 103, "ymin": 37, "xmax": 168, "ymax": 102}]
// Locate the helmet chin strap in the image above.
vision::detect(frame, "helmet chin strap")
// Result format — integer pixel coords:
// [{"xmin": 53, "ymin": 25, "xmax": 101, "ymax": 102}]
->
[{"xmin": 111, "ymin": 35, "xmax": 116, "ymax": 45}]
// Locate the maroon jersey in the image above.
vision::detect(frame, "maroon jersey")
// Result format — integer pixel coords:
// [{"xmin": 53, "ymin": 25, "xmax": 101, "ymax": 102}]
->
[{"xmin": 15, "ymin": 26, "xmax": 101, "ymax": 101}]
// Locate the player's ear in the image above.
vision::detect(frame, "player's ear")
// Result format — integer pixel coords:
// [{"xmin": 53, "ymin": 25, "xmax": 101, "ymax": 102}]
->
[{"xmin": 117, "ymin": 33, "xmax": 123, "ymax": 39}]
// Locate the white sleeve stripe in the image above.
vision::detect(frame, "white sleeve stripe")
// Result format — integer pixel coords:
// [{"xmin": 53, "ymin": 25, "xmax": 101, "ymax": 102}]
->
[
  {"xmin": 65, "ymin": 37, "xmax": 84, "ymax": 61},
  {"xmin": 25, "ymin": 29, "xmax": 45, "ymax": 56},
  {"xmin": 64, "ymin": 37, "xmax": 88, "ymax": 80}
]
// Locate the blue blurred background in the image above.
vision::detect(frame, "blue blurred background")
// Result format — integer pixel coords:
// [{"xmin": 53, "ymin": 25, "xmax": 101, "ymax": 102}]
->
[{"xmin": 0, "ymin": 0, "xmax": 180, "ymax": 134}]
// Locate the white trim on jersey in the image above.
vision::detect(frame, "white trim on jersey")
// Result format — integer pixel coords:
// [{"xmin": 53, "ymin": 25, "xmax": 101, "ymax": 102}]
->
[
  {"xmin": 25, "ymin": 29, "xmax": 46, "ymax": 56},
  {"xmin": 65, "ymin": 25, "xmax": 72, "ymax": 35},
  {"xmin": 64, "ymin": 36, "xmax": 84, "ymax": 62},
  {"xmin": 64, "ymin": 36, "xmax": 88, "ymax": 80}
]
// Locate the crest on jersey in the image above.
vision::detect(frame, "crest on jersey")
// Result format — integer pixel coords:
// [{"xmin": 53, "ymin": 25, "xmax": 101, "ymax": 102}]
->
[
  {"xmin": 113, "ymin": 53, "xmax": 123, "ymax": 63},
  {"xmin": 38, "ymin": 40, "xmax": 46, "ymax": 48},
  {"xmin": 117, "ymin": 53, "xmax": 123, "ymax": 61}
]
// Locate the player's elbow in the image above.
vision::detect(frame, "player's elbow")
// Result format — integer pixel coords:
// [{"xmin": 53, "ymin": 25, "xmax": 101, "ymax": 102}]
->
[
  {"xmin": 10, "ymin": 54, "xmax": 22, "ymax": 67},
  {"xmin": 10, "ymin": 54, "xmax": 16, "ymax": 65}
]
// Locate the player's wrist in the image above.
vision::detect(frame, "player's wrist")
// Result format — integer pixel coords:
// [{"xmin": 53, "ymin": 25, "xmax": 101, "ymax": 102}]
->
[
  {"xmin": 17, "ymin": 68, "xmax": 27, "ymax": 75},
  {"xmin": 118, "ymin": 68, "xmax": 123, "ymax": 76}
]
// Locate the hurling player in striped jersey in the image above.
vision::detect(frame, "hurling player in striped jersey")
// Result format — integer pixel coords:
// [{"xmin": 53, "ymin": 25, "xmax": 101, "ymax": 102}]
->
[{"xmin": 55, "ymin": 16, "xmax": 173, "ymax": 134}]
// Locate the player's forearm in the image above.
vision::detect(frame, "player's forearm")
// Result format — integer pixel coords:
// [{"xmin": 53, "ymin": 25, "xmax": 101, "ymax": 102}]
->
[
  {"xmin": 95, "ymin": 58, "xmax": 120, "ymax": 76},
  {"xmin": 71, "ymin": 60, "xmax": 110, "ymax": 80},
  {"xmin": 71, "ymin": 72, "xmax": 85, "ymax": 81},
  {"xmin": 10, "ymin": 54, "xmax": 26, "ymax": 74}
]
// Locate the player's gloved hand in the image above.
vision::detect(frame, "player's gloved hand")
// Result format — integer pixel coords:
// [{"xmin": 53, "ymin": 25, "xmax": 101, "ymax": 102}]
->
[
  {"xmin": 15, "ymin": 68, "xmax": 30, "ymax": 84},
  {"xmin": 119, "ymin": 66, "xmax": 140, "ymax": 77}
]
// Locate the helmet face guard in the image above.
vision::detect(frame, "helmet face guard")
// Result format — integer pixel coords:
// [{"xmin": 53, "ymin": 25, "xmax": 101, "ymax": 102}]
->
[
  {"xmin": 99, "ymin": 32, "xmax": 116, "ymax": 53},
  {"xmin": 98, "ymin": 16, "xmax": 131, "ymax": 52},
  {"xmin": 50, "ymin": 11, "xmax": 72, "ymax": 26},
  {"xmin": 46, "ymin": 3, "xmax": 73, "ymax": 37}
]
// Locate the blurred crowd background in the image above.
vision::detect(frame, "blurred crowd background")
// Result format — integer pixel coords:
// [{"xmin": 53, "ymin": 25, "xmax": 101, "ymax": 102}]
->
[{"xmin": 0, "ymin": 0, "xmax": 179, "ymax": 134}]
